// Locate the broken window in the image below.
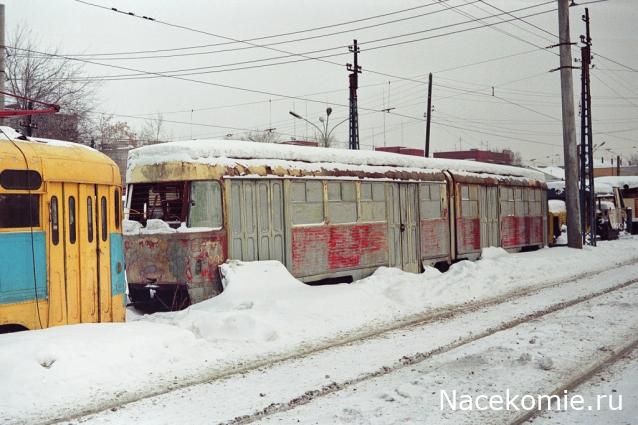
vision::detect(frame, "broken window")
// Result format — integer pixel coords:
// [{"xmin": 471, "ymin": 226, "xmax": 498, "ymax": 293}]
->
[{"xmin": 128, "ymin": 181, "xmax": 189, "ymax": 228}]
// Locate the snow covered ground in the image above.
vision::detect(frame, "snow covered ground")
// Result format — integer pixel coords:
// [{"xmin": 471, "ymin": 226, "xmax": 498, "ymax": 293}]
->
[
  {"xmin": 2, "ymin": 237, "xmax": 638, "ymax": 424},
  {"xmin": 73, "ymin": 261, "xmax": 638, "ymax": 425}
]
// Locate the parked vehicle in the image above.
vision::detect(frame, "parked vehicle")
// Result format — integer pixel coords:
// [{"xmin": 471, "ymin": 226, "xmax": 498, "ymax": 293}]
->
[
  {"xmin": 0, "ymin": 128, "xmax": 126, "ymax": 332},
  {"xmin": 124, "ymin": 140, "xmax": 547, "ymax": 310}
]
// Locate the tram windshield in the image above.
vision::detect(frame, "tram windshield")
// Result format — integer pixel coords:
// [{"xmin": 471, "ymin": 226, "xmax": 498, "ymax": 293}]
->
[{"xmin": 127, "ymin": 180, "xmax": 222, "ymax": 229}]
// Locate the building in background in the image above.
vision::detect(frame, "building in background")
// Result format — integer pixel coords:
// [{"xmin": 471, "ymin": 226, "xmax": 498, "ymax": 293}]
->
[
  {"xmin": 433, "ymin": 148, "xmax": 518, "ymax": 165},
  {"xmin": 375, "ymin": 146, "xmax": 424, "ymax": 157}
]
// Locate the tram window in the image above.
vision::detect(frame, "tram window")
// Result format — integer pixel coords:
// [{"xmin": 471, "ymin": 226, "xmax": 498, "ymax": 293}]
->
[
  {"xmin": 500, "ymin": 187, "xmax": 515, "ymax": 216},
  {"xmin": 114, "ymin": 189, "xmax": 120, "ymax": 229},
  {"xmin": 461, "ymin": 185, "xmax": 478, "ymax": 218},
  {"xmin": 51, "ymin": 197, "xmax": 59, "ymax": 245},
  {"xmin": 514, "ymin": 188, "xmax": 527, "ymax": 216},
  {"xmin": 0, "ymin": 169, "xmax": 42, "ymax": 190},
  {"xmin": 420, "ymin": 183, "xmax": 442, "ymax": 219},
  {"xmin": 127, "ymin": 182, "xmax": 188, "ymax": 228},
  {"xmin": 0, "ymin": 194, "xmax": 40, "ymax": 228},
  {"xmin": 327, "ymin": 181, "xmax": 357, "ymax": 224},
  {"xmin": 101, "ymin": 196, "xmax": 108, "ymax": 241},
  {"xmin": 360, "ymin": 182, "xmax": 386, "ymax": 222},
  {"xmin": 69, "ymin": 197, "xmax": 76, "ymax": 244},
  {"xmin": 87, "ymin": 197, "xmax": 94, "ymax": 242},
  {"xmin": 188, "ymin": 181, "xmax": 223, "ymax": 228},
  {"xmin": 290, "ymin": 180, "xmax": 324, "ymax": 225}
]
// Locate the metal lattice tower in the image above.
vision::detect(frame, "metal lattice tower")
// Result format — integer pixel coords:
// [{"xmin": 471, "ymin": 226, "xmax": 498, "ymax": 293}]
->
[
  {"xmin": 579, "ymin": 8, "xmax": 596, "ymax": 246},
  {"xmin": 347, "ymin": 40, "xmax": 361, "ymax": 150}
]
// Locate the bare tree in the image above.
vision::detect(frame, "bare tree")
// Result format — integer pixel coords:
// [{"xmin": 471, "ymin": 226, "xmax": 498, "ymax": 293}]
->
[
  {"xmin": 139, "ymin": 113, "xmax": 172, "ymax": 145},
  {"xmin": 245, "ymin": 130, "xmax": 281, "ymax": 143},
  {"xmin": 94, "ymin": 115, "xmax": 138, "ymax": 149},
  {"xmin": 628, "ymin": 153, "xmax": 638, "ymax": 166},
  {"xmin": 5, "ymin": 26, "xmax": 97, "ymax": 143}
]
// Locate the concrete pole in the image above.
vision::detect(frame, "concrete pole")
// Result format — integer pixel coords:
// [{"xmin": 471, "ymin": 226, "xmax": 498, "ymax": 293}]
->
[
  {"xmin": 558, "ymin": 0, "xmax": 582, "ymax": 248},
  {"xmin": 424, "ymin": 73, "xmax": 432, "ymax": 157},
  {"xmin": 0, "ymin": 4, "xmax": 5, "ymax": 126}
]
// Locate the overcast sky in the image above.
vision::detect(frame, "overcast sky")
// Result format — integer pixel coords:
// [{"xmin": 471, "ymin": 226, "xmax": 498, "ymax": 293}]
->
[{"xmin": 5, "ymin": 0, "xmax": 637, "ymax": 165}]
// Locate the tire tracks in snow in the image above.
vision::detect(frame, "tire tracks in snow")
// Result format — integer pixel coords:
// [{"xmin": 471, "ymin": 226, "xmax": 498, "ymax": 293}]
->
[
  {"xmin": 51, "ymin": 258, "xmax": 638, "ymax": 425},
  {"xmin": 222, "ymin": 278, "xmax": 638, "ymax": 424}
]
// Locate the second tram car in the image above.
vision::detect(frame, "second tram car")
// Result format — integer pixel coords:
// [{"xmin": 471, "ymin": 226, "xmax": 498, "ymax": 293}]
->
[
  {"xmin": 0, "ymin": 128, "xmax": 126, "ymax": 331},
  {"xmin": 124, "ymin": 140, "xmax": 547, "ymax": 310}
]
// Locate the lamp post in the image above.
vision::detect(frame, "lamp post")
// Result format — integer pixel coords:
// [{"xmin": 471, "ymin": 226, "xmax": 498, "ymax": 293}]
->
[{"xmin": 289, "ymin": 107, "xmax": 348, "ymax": 147}]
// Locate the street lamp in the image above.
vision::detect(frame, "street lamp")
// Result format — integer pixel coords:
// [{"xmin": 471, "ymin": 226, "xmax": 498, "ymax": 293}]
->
[{"xmin": 289, "ymin": 107, "xmax": 347, "ymax": 148}]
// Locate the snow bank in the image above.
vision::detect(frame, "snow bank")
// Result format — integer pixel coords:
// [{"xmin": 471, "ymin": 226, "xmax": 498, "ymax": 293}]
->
[
  {"xmin": 126, "ymin": 139, "xmax": 544, "ymax": 182},
  {"xmin": 4, "ymin": 237, "xmax": 638, "ymax": 422}
]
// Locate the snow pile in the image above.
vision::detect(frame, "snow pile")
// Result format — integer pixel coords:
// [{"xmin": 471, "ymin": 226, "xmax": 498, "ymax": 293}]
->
[
  {"xmin": 123, "ymin": 219, "xmax": 216, "ymax": 235},
  {"xmin": 547, "ymin": 180, "xmax": 615, "ymax": 195},
  {"xmin": 140, "ymin": 218, "xmax": 176, "ymax": 234},
  {"xmin": 548, "ymin": 199, "xmax": 566, "ymax": 214},
  {"xmin": 123, "ymin": 218, "xmax": 142, "ymax": 234},
  {"xmin": 596, "ymin": 175, "xmax": 638, "ymax": 190},
  {"xmin": 126, "ymin": 139, "xmax": 544, "ymax": 182},
  {"xmin": 3, "ymin": 237, "xmax": 638, "ymax": 422}
]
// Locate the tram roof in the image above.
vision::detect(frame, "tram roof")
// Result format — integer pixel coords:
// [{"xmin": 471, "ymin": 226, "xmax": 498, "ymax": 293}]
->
[
  {"xmin": 127, "ymin": 139, "xmax": 544, "ymax": 183},
  {"xmin": 0, "ymin": 127, "xmax": 121, "ymax": 185}
]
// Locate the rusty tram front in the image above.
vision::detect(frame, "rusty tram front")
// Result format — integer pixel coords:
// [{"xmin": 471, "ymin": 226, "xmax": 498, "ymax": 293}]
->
[{"xmin": 124, "ymin": 141, "xmax": 547, "ymax": 310}]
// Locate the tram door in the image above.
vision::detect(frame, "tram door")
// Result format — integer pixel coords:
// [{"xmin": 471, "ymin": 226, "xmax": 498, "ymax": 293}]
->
[
  {"xmin": 47, "ymin": 182, "xmax": 67, "ymax": 327},
  {"xmin": 387, "ymin": 183, "xmax": 420, "ymax": 273},
  {"xmin": 78, "ymin": 184, "xmax": 99, "ymax": 322},
  {"xmin": 96, "ymin": 184, "xmax": 113, "ymax": 322},
  {"xmin": 479, "ymin": 186, "xmax": 499, "ymax": 248},
  {"xmin": 46, "ymin": 182, "xmax": 101, "ymax": 327},
  {"xmin": 229, "ymin": 180, "xmax": 285, "ymax": 264}
]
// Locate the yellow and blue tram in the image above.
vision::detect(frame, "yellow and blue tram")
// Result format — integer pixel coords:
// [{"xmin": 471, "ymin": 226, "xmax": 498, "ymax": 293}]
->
[{"xmin": 0, "ymin": 128, "xmax": 126, "ymax": 331}]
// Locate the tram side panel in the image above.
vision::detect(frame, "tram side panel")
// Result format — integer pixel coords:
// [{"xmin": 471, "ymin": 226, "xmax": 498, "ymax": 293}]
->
[
  {"xmin": 0, "ymin": 192, "xmax": 47, "ymax": 330},
  {"xmin": 455, "ymin": 183, "xmax": 482, "ymax": 260},
  {"xmin": 285, "ymin": 179, "xmax": 389, "ymax": 282},
  {"xmin": 418, "ymin": 182, "xmax": 451, "ymax": 266},
  {"xmin": 499, "ymin": 186, "xmax": 545, "ymax": 250}
]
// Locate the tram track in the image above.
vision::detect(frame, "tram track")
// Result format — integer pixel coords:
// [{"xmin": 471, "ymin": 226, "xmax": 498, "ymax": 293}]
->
[
  {"xmin": 507, "ymin": 337, "xmax": 638, "ymax": 425},
  {"xmin": 222, "ymin": 276, "xmax": 638, "ymax": 424},
  {"xmin": 51, "ymin": 258, "xmax": 638, "ymax": 425}
]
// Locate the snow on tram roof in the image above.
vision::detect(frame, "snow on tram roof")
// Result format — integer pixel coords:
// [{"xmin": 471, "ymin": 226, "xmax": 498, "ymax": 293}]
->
[{"xmin": 127, "ymin": 139, "xmax": 544, "ymax": 181}]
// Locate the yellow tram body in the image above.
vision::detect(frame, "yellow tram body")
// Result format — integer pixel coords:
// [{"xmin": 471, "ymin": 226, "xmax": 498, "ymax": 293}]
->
[{"xmin": 0, "ymin": 130, "xmax": 126, "ymax": 331}]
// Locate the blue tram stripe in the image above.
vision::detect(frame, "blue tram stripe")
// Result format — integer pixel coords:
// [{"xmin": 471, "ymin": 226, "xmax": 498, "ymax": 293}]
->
[
  {"xmin": 110, "ymin": 233, "xmax": 126, "ymax": 297},
  {"xmin": 0, "ymin": 231, "xmax": 47, "ymax": 304}
]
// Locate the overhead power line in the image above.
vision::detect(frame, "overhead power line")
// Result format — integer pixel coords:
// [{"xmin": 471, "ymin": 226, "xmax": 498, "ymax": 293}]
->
[
  {"xmin": 66, "ymin": 0, "xmax": 483, "ymax": 61},
  {"xmin": 69, "ymin": 0, "xmax": 454, "ymax": 57},
  {"xmin": 28, "ymin": 2, "xmax": 559, "ymax": 84}
]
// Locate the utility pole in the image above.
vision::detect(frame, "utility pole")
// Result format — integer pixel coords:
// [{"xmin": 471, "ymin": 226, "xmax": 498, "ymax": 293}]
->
[
  {"xmin": 579, "ymin": 7, "xmax": 595, "ymax": 246},
  {"xmin": 557, "ymin": 0, "xmax": 582, "ymax": 249},
  {"xmin": 0, "ymin": 4, "xmax": 5, "ymax": 126},
  {"xmin": 424, "ymin": 72, "xmax": 433, "ymax": 157},
  {"xmin": 347, "ymin": 39, "xmax": 361, "ymax": 150}
]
